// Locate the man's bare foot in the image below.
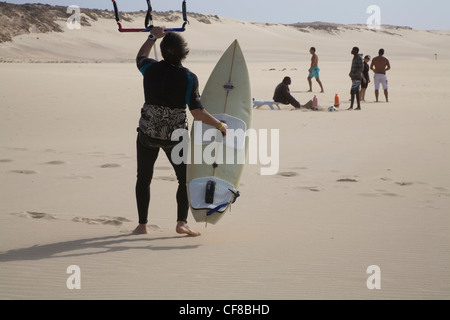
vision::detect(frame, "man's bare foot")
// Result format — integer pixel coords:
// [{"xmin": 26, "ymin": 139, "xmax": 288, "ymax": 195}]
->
[
  {"xmin": 307, "ymin": 89, "xmax": 312, "ymax": 92},
  {"xmin": 320, "ymin": 90, "xmax": 324, "ymax": 93},
  {"xmin": 132, "ymin": 224, "xmax": 148, "ymax": 234},
  {"xmin": 176, "ymin": 221, "xmax": 201, "ymax": 237}
]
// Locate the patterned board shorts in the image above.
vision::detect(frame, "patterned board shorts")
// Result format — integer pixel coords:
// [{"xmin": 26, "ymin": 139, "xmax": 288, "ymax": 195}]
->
[
  {"xmin": 139, "ymin": 104, "xmax": 187, "ymax": 141},
  {"xmin": 309, "ymin": 67, "xmax": 320, "ymax": 78},
  {"xmin": 350, "ymin": 80, "xmax": 361, "ymax": 94}
]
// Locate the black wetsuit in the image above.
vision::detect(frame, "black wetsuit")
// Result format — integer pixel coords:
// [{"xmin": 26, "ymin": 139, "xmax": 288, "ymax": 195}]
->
[
  {"xmin": 135, "ymin": 57, "xmax": 203, "ymax": 224},
  {"xmin": 361, "ymin": 62, "xmax": 370, "ymax": 89},
  {"xmin": 137, "ymin": 57, "xmax": 203, "ymax": 111}
]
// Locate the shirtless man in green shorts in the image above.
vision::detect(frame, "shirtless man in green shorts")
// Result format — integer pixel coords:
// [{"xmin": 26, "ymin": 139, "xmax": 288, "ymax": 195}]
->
[{"xmin": 307, "ymin": 47, "xmax": 325, "ymax": 93}]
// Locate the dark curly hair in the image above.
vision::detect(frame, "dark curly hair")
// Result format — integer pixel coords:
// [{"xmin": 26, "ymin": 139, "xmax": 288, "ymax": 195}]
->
[{"xmin": 160, "ymin": 32, "xmax": 190, "ymax": 65}]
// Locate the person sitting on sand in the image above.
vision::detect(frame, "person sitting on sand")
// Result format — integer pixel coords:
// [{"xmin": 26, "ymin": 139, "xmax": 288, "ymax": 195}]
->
[
  {"xmin": 274, "ymin": 77, "xmax": 313, "ymax": 109},
  {"xmin": 133, "ymin": 28, "xmax": 227, "ymax": 236},
  {"xmin": 370, "ymin": 48, "xmax": 391, "ymax": 102},
  {"xmin": 307, "ymin": 47, "xmax": 324, "ymax": 93}
]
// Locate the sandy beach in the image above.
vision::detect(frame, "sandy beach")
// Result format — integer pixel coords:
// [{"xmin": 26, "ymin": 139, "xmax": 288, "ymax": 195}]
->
[{"xmin": 1, "ymin": 8, "xmax": 450, "ymax": 300}]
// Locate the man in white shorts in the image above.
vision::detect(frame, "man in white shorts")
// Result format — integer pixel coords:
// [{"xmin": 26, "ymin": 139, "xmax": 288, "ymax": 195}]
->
[{"xmin": 370, "ymin": 48, "xmax": 391, "ymax": 102}]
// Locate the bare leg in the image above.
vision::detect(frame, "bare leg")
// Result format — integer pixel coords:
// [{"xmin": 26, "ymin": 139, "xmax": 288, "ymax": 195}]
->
[
  {"xmin": 355, "ymin": 92, "xmax": 361, "ymax": 110},
  {"xmin": 348, "ymin": 94, "xmax": 355, "ymax": 109},
  {"xmin": 375, "ymin": 90, "xmax": 379, "ymax": 102},
  {"xmin": 316, "ymin": 78, "xmax": 324, "ymax": 93},
  {"xmin": 176, "ymin": 221, "xmax": 201, "ymax": 237},
  {"xmin": 307, "ymin": 77, "xmax": 312, "ymax": 92},
  {"xmin": 360, "ymin": 88, "xmax": 366, "ymax": 101},
  {"xmin": 384, "ymin": 89, "xmax": 389, "ymax": 102}
]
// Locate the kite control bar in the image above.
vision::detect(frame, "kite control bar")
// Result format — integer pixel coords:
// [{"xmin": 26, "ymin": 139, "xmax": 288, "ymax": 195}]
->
[{"xmin": 112, "ymin": 0, "xmax": 188, "ymax": 33}]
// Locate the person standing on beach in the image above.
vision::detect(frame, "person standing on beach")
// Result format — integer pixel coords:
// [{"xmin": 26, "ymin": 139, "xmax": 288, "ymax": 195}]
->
[
  {"xmin": 360, "ymin": 55, "xmax": 371, "ymax": 101},
  {"xmin": 348, "ymin": 47, "xmax": 364, "ymax": 110},
  {"xmin": 307, "ymin": 47, "xmax": 325, "ymax": 93},
  {"xmin": 274, "ymin": 76, "xmax": 313, "ymax": 109},
  {"xmin": 133, "ymin": 27, "xmax": 227, "ymax": 236},
  {"xmin": 370, "ymin": 48, "xmax": 391, "ymax": 102}
]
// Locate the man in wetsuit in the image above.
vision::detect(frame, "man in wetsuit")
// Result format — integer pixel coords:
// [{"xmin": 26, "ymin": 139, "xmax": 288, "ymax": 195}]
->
[{"xmin": 133, "ymin": 27, "xmax": 227, "ymax": 236}]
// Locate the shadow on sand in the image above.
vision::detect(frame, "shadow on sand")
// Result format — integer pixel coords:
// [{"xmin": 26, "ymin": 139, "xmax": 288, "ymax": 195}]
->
[{"xmin": 0, "ymin": 234, "xmax": 201, "ymax": 262}]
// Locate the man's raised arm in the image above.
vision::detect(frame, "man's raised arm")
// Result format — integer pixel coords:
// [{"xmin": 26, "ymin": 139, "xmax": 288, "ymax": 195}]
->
[{"xmin": 136, "ymin": 26, "xmax": 166, "ymax": 63}]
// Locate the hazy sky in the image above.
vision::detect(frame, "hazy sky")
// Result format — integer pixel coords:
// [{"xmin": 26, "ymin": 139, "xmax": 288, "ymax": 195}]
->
[{"xmin": 5, "ymin": 0, "xmax": 450, "ymax": 30}]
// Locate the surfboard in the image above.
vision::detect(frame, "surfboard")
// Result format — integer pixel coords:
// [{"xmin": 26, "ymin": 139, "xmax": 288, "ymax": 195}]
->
[{"xmin": 186, "ymin": 40, "xmax": 252, "ymax": 225}]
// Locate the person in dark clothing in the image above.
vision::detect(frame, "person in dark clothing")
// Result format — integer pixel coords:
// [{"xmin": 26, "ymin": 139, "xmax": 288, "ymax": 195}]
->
[
  {"xmin": 133, "ymin": 27, "xmax": 227, "ymax": 236},
  {"xmin": 348, "ymin": 47, "xmax": 364, "ymax": 110},
  {"xmin": 360, "ymin": 55, "xmax": 371, "ymax": 101},
  {"xmin": 273, "ymin": 77, "xmax": 312, "ymax": 109}
]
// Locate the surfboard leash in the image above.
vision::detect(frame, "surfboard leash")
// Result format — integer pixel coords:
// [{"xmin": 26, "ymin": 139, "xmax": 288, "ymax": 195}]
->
[{"xmin": 206, "ymin": 189, "xmax": 240, "ymax": 217}]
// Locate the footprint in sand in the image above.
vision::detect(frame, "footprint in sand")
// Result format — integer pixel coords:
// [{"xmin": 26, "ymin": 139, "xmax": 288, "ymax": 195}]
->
[
  {"xmin": 72, "ymin": 216, "xmax": 131, "ymax": 226},
  {"xmin": 277, "ymin": 171, "xmax": 299, "ymax": 177},
  {"xmin": 433, "ymin": 187, "xmax": 450, "ymax": 197},
  {"xmin": 44, "ymin": 160, "xmax": 65, "ymax": 165},
  {"xmin": 13, "ymin": 211, "xmax": 57, "ymax": 219},
  {"xmin": 66, "ymin": 174, "xmax": 94, "ymax": 179},
  {"xmin": 294, "ymin": 167, "xmax": 308, "ymax": 170},
  {"xmin": 307, "ymin": 186, "xmax": 322, "ymax": 192},
  {"xmin": 381, "ymin": 192, "xmax": 402, "ymax": 197},
  {"xmin": 395, "ymin": 181, "xmax": 414, "ymax": 186},
  {"xmin": 358, "ymin": 192, "xmax": 402, "ymax": 198},
  {"xmin": 336, "ymin": 178, "xmax": 359, "ymax": 182},
  {"xmin": 10, "ymin": 169, "xmax": 37, "ymax": 174},
  {"xmin": 297, "ymin": 186, "xmax": 323, "ymax": 192},
  {"xmin": 431, "ymin": 188, "xmax": 450, "ymax": 197},
  {"xmin": 99, "ymin": 163, "xmax": 121, "ymax": 168}
]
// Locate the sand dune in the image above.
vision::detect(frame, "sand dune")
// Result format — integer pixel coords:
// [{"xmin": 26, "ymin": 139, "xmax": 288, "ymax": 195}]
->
[{"xmin": 0, "ymin": 4, "xmax": 449, "ymax": 300}]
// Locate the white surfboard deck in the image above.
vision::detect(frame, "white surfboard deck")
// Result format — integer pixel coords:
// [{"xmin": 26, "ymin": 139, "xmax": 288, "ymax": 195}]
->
[{"xmin": 187, "ymin": 40, "xmax": 252, "ymax": 225}]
